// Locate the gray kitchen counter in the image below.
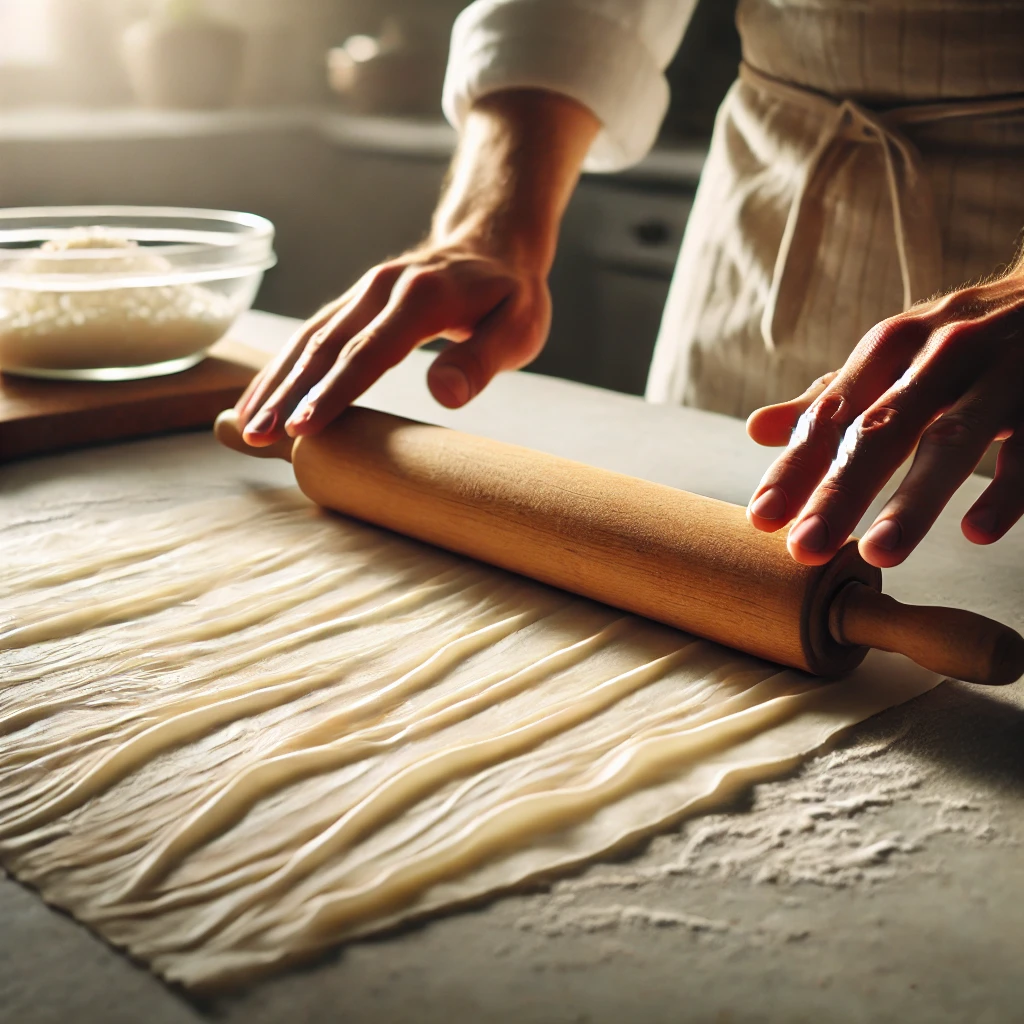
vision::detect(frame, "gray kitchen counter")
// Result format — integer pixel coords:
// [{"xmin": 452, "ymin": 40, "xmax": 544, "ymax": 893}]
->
[{"xmin": 1, "ymin": 312, "xmax": 1021, "ymax": 1024}]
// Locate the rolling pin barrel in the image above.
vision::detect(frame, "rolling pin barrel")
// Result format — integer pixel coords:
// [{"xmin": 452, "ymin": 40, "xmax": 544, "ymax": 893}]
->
[
  {"xmin": 291, "ymin": 409, "xmax": 879, "ymax": 677},
  {"xmin": 215, "ymin": 408, "xmax": 1024, "ymax": 685}
]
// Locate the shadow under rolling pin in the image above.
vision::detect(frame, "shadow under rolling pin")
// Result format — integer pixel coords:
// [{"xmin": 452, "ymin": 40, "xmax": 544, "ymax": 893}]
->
[{"xmin": 215, "ymin": 408, "xmax": 1024, "ymax": 686}]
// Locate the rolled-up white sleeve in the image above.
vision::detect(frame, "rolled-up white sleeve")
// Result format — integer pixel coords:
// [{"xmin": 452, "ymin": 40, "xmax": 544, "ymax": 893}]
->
[{"xmin": 442, "ymin": 0, "xmax": 698, "ymax": 172}]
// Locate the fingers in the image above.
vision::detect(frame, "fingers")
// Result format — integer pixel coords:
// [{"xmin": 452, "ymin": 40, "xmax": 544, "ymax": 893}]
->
[
  {"xmin": 427, "ymin": 291, "xmax": 550, "ymax": 408},
  {"xmin": 745, "ymin": 317, "xmax": 942, "ymax": 544},
  {"xmin": 235, "ymin": 293, "xmax": 349, "ymax": 429},
  {"xmin": 746, "ymin": 372, "xmax": 836, "ymax": 448},
  {"xmin": 282, "ymin": 268, "xmax": 514, "ymax": 435},
  {"xmin": 242, "ymin": 267, "xmax": 402, "ymax": 445},
  {"xmin": 963, "ymin": 431, "xmax": 1024, "ymax": 544},
  {"xmin": 858, "ymin": 367, "xmax": 1016, "ymax": 566},
  {"xmin": 786, "ymin": 378, "xmax": 974, "ymax": 565},
  {"xmin": 786, "ymin": 319, "xmax": 998, "ymax": 564},
  {"xmin": 747, "ymin": 317, "xmax": 930, "ymax": 536}
]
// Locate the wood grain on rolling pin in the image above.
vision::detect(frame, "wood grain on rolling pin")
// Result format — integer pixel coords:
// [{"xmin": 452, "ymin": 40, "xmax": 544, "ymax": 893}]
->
[{"xmin": 292, "ymin": 409, "xmax": 880, "ymax": 677}]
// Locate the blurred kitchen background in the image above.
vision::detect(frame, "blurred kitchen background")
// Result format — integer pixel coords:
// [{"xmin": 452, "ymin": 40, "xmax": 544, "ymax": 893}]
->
[{"xmin": 0, "ymin": 0, "xmax": 740, "ymax": 395}]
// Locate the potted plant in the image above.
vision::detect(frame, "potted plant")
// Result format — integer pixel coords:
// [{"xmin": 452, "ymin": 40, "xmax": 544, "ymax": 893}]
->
[{"xmin": 121, "ymin": 0, "xmax": 246, "ymax": 110}]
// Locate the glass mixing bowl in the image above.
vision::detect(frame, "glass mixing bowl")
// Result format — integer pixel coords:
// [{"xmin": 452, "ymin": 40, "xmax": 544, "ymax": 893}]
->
[{"xmin": 0, "ymin": 207, "xmax": 277, "ymax": 381}]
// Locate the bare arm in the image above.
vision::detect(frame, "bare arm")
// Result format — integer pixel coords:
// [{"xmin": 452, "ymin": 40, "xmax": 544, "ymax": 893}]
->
[{"xmin": 236, "ymin": 89, "xmax": 599, "ymax": 445}]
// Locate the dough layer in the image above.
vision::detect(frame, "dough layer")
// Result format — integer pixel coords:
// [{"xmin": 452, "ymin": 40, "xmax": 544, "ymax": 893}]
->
[{"xmin": 0, "ymin": 490, "xmax": 939, "ymax": 988}]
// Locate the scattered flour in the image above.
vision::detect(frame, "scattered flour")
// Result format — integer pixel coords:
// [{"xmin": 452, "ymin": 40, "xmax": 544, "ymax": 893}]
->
[
  {"xmin": 517, "ymin": 893, "xmax": 731, "ymax": 938},
  {"xmin": 515, "ymin": 706, "xmax": 1019, "ymax": 943}
]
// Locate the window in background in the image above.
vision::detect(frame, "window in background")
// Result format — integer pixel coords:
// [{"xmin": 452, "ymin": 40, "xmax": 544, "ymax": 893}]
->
[
  {"xmin": 0, "ymin": 0, "xmax": 134, "ymax": 108},
  {"xmin": 0, "ymin": 0, "xmax": 56, "ymax": 67}
]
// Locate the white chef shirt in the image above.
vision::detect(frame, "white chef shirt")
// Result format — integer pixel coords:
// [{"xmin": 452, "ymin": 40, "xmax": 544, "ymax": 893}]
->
[{"xmin": 442, "ymin": 0, "xmax": 700, "ymax": 173}]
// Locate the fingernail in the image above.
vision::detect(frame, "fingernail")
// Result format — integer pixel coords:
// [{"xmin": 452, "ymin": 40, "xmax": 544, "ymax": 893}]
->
[
  {"xmin": 431, "ymin": 365, "xmax": 470, "ymax": 407},
  {"xmin": 750, "ymin": 485, "xmax": 787, "ymax": 521},
  {"xmin": 789, "ymin": 514, "xmax": 829, "ymax": 553},
  {"xmin": 863, "ymin": 518, "xmax": 902, "ymax": 551},
  {"xmin": 966, "ymin": 506, "xmax": 998, "ymax": 534},
  {"xmin": 245, "ymin": 408, "xmax": 277, "ymax": 436}
]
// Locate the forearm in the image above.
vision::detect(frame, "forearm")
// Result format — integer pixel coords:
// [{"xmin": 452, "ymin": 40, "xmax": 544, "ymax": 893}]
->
[{"xmin": 430, "ymin": 88, "xmax": 600, "ymax": 274}]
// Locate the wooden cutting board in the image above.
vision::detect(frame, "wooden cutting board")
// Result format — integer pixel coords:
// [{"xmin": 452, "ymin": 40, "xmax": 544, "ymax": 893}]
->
[{"xmin": 0, "ymin": 339, "xmax": 271, "ymax": 463}]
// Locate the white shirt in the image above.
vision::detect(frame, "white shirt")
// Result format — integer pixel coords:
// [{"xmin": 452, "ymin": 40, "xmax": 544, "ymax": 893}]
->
[{"xmin": 442, "ymin": 0, "xmax": 699, "ymax": 173}]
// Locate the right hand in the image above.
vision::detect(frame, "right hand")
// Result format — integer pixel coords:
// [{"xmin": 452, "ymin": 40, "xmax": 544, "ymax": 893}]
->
[{"xmin": 235, "ymin": 244, "xmax": 551, "ymax": 445}]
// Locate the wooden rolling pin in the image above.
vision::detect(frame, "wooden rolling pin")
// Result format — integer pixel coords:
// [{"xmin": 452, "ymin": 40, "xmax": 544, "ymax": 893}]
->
[{"xmin": 215, "ymin": 407, "xmax": 1024, "ymax": 686}]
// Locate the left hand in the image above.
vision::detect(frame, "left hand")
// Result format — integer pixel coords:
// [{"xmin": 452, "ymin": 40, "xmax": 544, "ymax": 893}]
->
[{"xmin": 745, "ymin": 265, "xmax": 1024, "ymax": 568}]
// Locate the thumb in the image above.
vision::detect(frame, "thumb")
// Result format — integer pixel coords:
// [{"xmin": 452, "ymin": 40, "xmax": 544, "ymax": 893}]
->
[{"xmin": 427, "ymin": 303, "xmax": 546, "ymax": 409}]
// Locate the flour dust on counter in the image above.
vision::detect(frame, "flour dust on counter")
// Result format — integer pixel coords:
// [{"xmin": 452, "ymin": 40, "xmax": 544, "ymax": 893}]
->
[
  {"xmin": 512, "ymin": 704, "xmax": 1020, "ymax": 948},
  {"xmin": 0, "ymin": 490, "xmax": 939, "ymax": 990}
]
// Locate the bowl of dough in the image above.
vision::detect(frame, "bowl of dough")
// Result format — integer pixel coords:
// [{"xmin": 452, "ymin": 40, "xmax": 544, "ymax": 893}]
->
[{"xmin": 0, "ymin": 207, "xmax": 277, "ymax": 380}]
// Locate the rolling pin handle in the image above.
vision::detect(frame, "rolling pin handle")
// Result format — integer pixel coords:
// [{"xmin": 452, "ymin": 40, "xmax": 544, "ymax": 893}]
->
[
  {"xmin": 214, "ymin": 410, "xmax": 295, "ymax": 463},
  {"xmin": 828, "ymin": 581, "xmax": 1024, "ymax": 686}
]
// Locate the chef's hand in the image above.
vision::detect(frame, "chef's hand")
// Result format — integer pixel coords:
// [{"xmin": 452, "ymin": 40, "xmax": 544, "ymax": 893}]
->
[
  {"xmin": 236, "ymin": 90, "xmax": 598, "ymax": 445},
  {"xmin": 745, "ymin": 263, "xmax": 1024, "ymax": 567},
  {"xmin": 236, "ymin": 247, "xmax": 550, "ymax": 441}
]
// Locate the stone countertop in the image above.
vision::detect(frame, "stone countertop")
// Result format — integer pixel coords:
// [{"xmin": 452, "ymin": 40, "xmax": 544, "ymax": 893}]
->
[{"xmin": 1, "ymin": 311, "xmax": 1022, "ymax": 1024}]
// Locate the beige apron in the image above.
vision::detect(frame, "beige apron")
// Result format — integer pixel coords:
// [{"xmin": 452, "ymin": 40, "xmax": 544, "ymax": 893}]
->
[{"xmin": 646, "ymin": 0, "xmax": 1024, "ymax": 418}]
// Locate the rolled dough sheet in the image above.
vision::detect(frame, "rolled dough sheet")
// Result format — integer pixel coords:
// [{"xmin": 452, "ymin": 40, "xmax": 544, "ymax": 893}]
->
[{"xmin": 0, "ymin": 489, "xmax": 940, "ymax": 989}]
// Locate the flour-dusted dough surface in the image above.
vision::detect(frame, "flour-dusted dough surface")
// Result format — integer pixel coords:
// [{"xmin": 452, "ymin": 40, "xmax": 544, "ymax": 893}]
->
[{"xmin": 0, "ymin": 489, "xmax": 939, "ymax": 989}]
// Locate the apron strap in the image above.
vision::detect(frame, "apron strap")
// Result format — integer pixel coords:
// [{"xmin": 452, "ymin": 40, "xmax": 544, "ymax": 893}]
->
[{"xmin": 738, "ymin": 62, "xmax": 1024, "ymax": 353}]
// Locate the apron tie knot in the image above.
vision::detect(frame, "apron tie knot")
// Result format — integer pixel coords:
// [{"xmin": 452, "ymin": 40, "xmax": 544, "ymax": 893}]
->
[{"xmin": 741, "ymin": 63, "xmax": 945, "ymax": 352}]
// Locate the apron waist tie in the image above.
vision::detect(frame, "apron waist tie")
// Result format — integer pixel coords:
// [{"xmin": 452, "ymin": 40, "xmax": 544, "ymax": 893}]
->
[{"xmin": 739, "ymin": 61, "xmax": 1024, "ymax": 352}]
